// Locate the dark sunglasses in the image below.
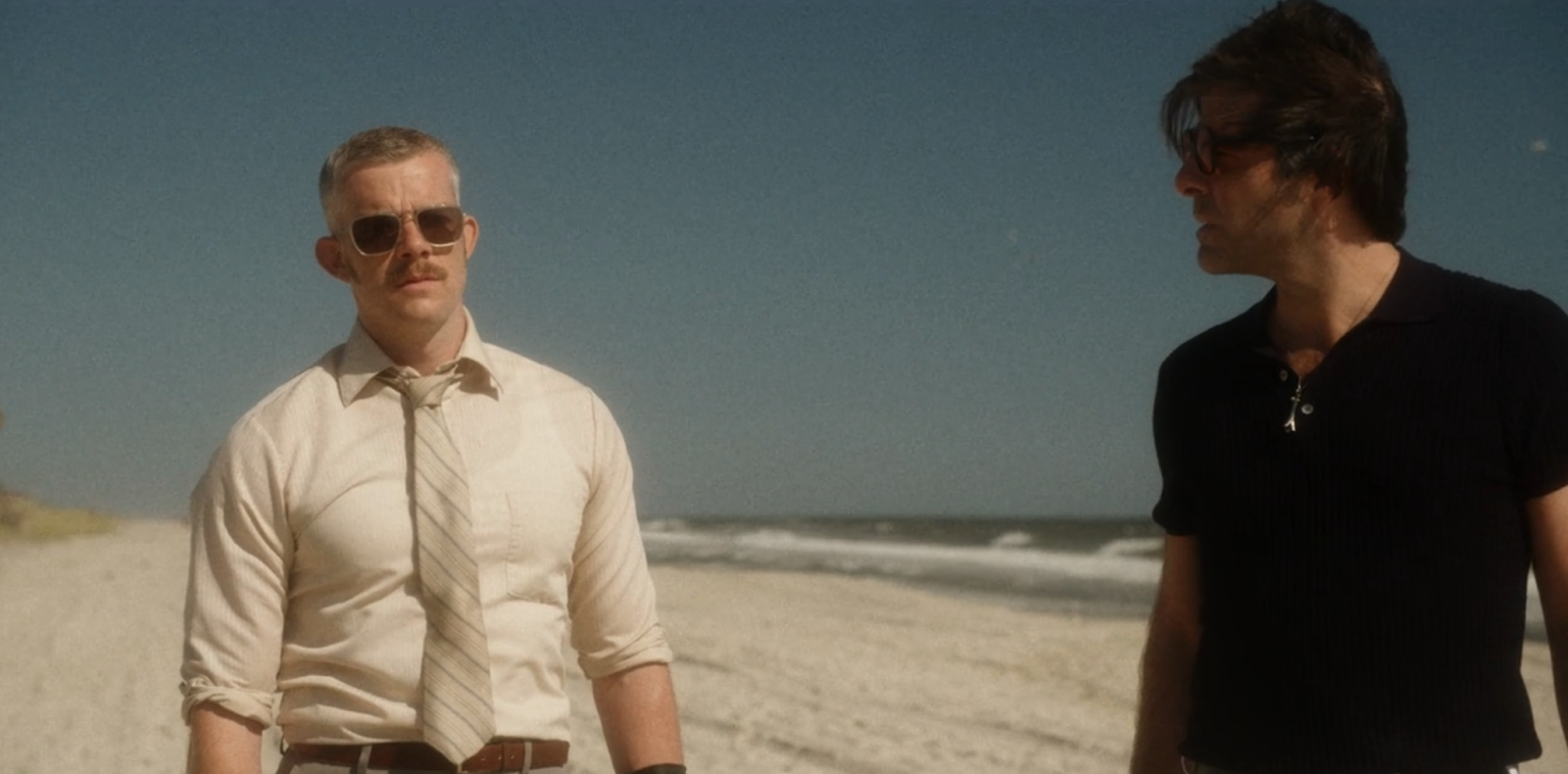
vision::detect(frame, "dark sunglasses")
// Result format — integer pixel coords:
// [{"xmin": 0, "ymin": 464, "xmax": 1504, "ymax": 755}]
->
[
  {"xmin": 347, "ymin": 206, "xmax": 465, "ymax": 256},
  {"xmin": 1179, "ymin": 126, "xmax": 1270, "ymax": 176}
]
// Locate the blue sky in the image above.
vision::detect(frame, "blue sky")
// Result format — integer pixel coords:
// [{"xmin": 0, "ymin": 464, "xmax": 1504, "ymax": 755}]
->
[{"xmin": 1, "ymin": 1, "xmax": 1563, "ymax": 518}]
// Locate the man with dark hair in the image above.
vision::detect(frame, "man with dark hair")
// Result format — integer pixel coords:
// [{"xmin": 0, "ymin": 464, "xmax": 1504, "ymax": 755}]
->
[
  {"xmin": 182, "ymin": 127, "xmax": 686, "ymax": 774},
  {"xmin": 1131, "ymin": 2, "xmax": 1568, "ymax": 773}
]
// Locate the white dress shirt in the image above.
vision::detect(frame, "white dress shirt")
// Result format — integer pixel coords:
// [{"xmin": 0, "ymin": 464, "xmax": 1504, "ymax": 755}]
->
[{"xmin": 181, "ymin": 311, "xmax": 671, "ymax": 745}]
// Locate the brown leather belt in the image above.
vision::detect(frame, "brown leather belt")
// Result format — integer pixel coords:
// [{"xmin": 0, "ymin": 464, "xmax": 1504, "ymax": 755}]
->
[{"xmin": 288, "ymin": 740, "xmax": 569, "ymax": 772}]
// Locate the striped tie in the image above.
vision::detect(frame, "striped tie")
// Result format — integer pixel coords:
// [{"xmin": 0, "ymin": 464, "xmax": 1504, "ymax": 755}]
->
[{"xmin": 384, "ymin": 369, "xmax": 495, "ymax": 765}]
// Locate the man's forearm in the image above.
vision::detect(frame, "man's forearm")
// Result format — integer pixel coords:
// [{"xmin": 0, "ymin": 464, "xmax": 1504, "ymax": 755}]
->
[
  {"xmin": 187, "ymin": 702, "xmax": 264, "ymax": 774},
  {"xmin": 1129, "ymin": 619, "xmax": 1198, "ymax": 774},
  {"xmin": 592, "ymin": 662, "xmax": 684, "ymax": 774},
  {"xmin": 1129, "ymin": 535, "xmax": 1202, "ymax": 774},
  {"xmin": 1526, "ymin": 485, "xmax": 1568, "ymax": 751}
]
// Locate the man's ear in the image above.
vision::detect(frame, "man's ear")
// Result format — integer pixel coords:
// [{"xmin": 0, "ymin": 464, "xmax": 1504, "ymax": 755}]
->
[
  {"xmin": 1310, "ymin": 145, "xmax": 1347, "ymax": 200},
  {"xmin": 315, "ymin": 236, "xmax": 352, "ymax": 282},
  {"xmin": 461, "ymin": 213, "xmax": 479, "ymax": 264}
]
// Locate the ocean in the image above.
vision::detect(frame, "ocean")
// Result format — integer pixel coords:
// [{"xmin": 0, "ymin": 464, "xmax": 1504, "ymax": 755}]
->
[
  {"xmin": 643, "ymin": 515, "xmax": 1551, "ymax": 638},
  {"xmin": 641, "ymin": 516, "xmax": 1165, "ymax": 617}
]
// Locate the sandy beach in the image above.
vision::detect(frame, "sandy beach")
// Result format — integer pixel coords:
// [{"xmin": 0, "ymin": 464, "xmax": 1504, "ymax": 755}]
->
[{"xmin": 2, "ymin": 519, "xmax": 1564, "ymax": 774}]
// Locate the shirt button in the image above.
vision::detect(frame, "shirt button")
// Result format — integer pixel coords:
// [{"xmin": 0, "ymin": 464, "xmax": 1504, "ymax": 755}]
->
[
  {"xmin": 1279, "ymin": 369, "xmax": 1289, "ymax": 381},
  {"xmin": 1301, "ymin": 404, "xmax": 1315, "ymax": 415}
]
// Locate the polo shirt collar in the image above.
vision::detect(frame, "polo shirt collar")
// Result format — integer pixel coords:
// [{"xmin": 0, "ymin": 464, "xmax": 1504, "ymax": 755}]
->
[
  {"xmin": 335, "ymin": 308, "xmax": 501, "ymax": 406},
  {"xmin": 1231, "ymin": 247, "xmax": 1446, "ymax": 350},
  {"xmin": 1368, "ymin": 248, "xmax": 1446, "ymax": 324}
]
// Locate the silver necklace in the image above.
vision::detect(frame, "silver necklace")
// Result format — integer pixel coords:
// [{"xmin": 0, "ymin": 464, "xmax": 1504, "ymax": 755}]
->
[{"xmin": 1280, "ymin": 257, "xmax": 1398, "ymax": 433}]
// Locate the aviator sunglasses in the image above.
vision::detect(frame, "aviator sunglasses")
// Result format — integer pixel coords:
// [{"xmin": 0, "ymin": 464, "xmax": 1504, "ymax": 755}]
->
[{"xmin": 346, "ymin": 206, "xmax": 466, "ymax": 256}]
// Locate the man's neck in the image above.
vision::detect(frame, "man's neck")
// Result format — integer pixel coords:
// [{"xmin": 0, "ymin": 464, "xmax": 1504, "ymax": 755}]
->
[
  {"xmin": 1267, "ymin": 239, "xmax": 1401, "ymax": 373},
  {"xmin": 362, "ymin": 313, "xmax": 468, "ymax": 376}
]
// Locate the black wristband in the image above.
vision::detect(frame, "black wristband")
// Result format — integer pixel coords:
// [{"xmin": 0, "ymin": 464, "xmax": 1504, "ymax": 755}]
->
[{"xmin": 628, "ymin": 765, "xmax": 687, "ymax": 774}]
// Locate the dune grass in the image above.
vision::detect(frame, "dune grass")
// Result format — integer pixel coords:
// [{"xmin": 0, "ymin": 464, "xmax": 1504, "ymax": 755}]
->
[{"xmin": 0, "ymin": 493, "xmax": 117, "ymax": 542}]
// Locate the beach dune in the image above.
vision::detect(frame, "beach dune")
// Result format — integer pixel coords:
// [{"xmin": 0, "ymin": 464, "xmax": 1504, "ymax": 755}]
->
[{"xmin": 1, "ymin": 520, "xmax": 1563, "ymax": 773}]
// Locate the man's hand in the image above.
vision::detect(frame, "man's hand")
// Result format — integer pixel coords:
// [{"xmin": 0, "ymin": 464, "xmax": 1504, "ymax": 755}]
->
[
  {"xmin": 187, "ymin": 702, "xmax": 264, "ymax": 774},
  {"xmin": 592, "ymin": 662, "xmax": 684, "ymax": 774},
  {"xmin": 1527, "ymin": 483, "xmax": 1568, "ymax": 750},
  {"xmin": 1129, "ymin": 535, "xmax": 1202, "ymax": 774}
]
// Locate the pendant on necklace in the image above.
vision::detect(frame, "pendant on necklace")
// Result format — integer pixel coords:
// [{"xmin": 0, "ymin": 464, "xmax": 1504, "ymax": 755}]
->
[{"xmin": 1284, "ymin": 381, "xmax": 1304, "ymax": 433}]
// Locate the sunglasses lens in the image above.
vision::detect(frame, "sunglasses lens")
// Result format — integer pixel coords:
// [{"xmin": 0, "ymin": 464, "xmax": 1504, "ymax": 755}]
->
[
  {"xmin": 1182, "ymin": 127, "xmax": 1214, "ymax": 174},
  {"xmin": 350, "ymin": 215, "xmax": 401, "ymax": 255},
  {"xmin": 347, "ymin": 208, "xmax": 465, "ymax": 254},
  {"xmin": 417, "ymin": 207, "xmax": 464, "ymax": 246}
]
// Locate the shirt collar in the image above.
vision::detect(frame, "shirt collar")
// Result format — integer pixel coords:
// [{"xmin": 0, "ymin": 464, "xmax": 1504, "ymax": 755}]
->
[
  {"xmin": 1230, "ymin": 247, "xmax": 1446, "ymax": 350},
  {"xmin": 1367, "ymin": 248, "xmax": 1446, "ymax": 324},
  {"xmin": 335, "ymin": 308, "xmax": 502, "ymax": 406}
]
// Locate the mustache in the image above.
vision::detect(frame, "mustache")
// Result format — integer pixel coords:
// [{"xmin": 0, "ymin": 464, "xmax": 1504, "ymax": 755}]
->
[{"xmin": 390, "ymin": 262, "xmax": 448, "ymax": 286}]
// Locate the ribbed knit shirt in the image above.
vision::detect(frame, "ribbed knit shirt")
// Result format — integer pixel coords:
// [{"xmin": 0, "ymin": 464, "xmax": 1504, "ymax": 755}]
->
[
  {"xmin": 181, "ymin": 311, "xmax": 672, "ymax": 746},
  {"xmin": 1153, "ymin": 252, "xmax": 1568, "ymax": 774}
]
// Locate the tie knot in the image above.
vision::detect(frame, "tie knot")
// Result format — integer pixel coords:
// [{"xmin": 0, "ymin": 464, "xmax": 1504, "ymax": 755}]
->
[{"xmin": 383, "ymin": 369, "xmax": 460, "ymax": 408}]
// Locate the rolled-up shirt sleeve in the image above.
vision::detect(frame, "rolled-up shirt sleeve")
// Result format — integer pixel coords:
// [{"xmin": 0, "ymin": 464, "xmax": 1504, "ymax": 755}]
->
[
  {"xmin": 567, "ymin": 395, "xmax": 673, "ymax": 679},
  {"xmin": 181, "ymin": 415, "xmax": 293, "ymax": 726}
]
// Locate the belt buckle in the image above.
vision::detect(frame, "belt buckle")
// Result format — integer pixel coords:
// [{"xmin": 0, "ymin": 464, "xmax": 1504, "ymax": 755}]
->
[{"xmin": 460, "ymin": 740, "xmax": 533, "ymax": 774}]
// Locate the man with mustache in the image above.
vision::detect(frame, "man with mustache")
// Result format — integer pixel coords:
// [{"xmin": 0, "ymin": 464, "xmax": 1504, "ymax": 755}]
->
[
  {"xmin": 181, "ymin": 127, "xmax": 685, "ymax": 774},
  {"xmin": 1130, "ymin": 2, "xmax": 1568, "ymax": 773}
]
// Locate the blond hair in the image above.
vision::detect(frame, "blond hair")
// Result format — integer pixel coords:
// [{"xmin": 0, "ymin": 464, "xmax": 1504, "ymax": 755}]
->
[{"xmin": 317, "ymin": 126, "xmax": 461, "ymax": 227}]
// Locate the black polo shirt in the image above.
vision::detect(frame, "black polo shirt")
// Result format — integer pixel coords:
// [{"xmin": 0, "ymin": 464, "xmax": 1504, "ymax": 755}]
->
[{"xmin": 1153, "ymin": 251, "xmax": 1568, "ymax": 774}]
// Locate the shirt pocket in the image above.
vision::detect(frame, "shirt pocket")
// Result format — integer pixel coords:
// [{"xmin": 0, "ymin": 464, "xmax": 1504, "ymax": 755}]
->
[{"xmin": 504, "ymin": 490, "xmax": 584, "ymax": 605}]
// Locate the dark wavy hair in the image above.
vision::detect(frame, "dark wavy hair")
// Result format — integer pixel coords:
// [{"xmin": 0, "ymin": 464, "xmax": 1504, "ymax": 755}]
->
[{"xmin": 1161, "ymin": 0, "xmax": 1408, "ymax": 242}]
